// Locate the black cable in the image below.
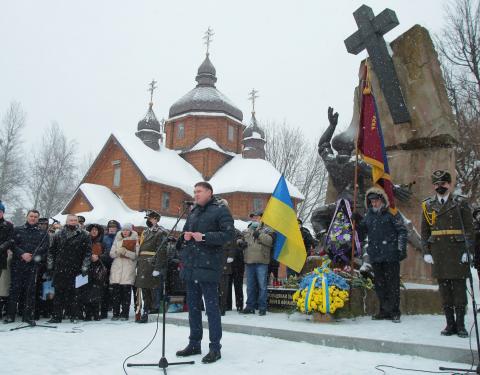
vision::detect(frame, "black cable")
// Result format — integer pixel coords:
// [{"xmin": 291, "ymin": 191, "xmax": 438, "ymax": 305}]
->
[
  {"xmin": 122, "ymin": 309, "xmax": 161, "ymax": 375},
  {"xmin": 374, "ymin": 364, "xmax": 463, "ymax": 374}
]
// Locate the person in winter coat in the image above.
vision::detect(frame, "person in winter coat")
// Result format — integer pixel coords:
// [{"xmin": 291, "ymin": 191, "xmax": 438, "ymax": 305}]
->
[
  {"xmin": 356, "ymin": 187, "xmax": 408, "ymax": 323},
  {"xmin": 47, "ymin": 214, "xmax": 92, "ymax": 323},
  {"xmin": 240, "ymin": 210, "xmax": 274, "ymax": 316},
  {"xmin": 100, "ymin": 219, "xmax": 120, "ymax": 318},
  {"xmin": 474, "ymin": 207, "xmax": 480, "ymax": 312},
  {"xmin": 421, "ymin": 170, "xmax": 474, "ymax": 338},
  {"xmin": 0, "ymin": 201, "xmax": 14, "ymax": 278},
  {"xmin": 175, "ymin": 182, "xmax": 234, "ymax": 364},
  {"xmin": 110, "ymin": 223, "xmax": 139, "ymax": 320},
  {"xmin": 4, "ymin": 209, "xmax": 49, "ymax": 323},
  {"xmin": 136, "ymin": 211, "xmax": 167, "ymax": 323},
  {"xmin": 228, "ymin": 229, "xmax": 245, "ymax": 312},
  {"xmin": 80, "ymin": 224, "xmax": 107, "ymax": 321}
]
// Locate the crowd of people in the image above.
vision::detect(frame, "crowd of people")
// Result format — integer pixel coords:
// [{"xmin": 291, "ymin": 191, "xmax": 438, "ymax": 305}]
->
[{"xmin": 1, "ymin": 171, "xmax": 479, "ymax": 362}]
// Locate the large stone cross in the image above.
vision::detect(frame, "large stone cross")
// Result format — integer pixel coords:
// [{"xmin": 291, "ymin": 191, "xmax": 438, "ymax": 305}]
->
[{"xmin": 344, "ymin": 5, "xmax": 410, "ymax": 124}]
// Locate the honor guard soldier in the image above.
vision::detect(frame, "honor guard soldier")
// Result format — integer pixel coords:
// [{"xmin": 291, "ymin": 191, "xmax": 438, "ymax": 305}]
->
[
  {"xmin": 135, "ymin": 210, "xmax": 167, "ymax": 323},
  {"xmin": 421, "ymin": 170, "xmax": 474, "ymax": 338}
]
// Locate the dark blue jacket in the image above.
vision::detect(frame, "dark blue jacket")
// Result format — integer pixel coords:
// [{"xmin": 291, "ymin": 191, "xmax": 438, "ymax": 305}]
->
[
  {"xmin": 180, "ymin": 198, "xmax": 234, "ymax": 283},
  {"xmin": 12, "ymin": 223, "xmax": 49, "ymax": 269},
  {"xmin": 358, "ymin": 208, "xmax": 408, "ymax": 263}
]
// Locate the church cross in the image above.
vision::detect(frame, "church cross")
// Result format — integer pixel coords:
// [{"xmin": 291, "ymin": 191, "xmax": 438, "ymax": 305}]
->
[
  {"xmin": 248, "ymin": 89, "xmax": 259, "ymax": 113},
  {"xmin": 148, "ymin": 79, "xmax": 157, "ymax": 104},
  {"xmin": 203, "ymin": 27, "xmax": 214, "ymax": 54},
  {"xmin": 344, "ymin": 5, "xmax": 410, "ymax": 124}
]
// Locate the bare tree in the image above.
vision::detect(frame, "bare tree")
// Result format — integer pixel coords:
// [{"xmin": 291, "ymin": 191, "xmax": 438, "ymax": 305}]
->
[
  {"xmin": 436, "ymin": 0, "xmax": 480, "ymax": 204},
  {"xmin": 263, "ymin": 120, "xmax": 328, "ymax": 222},
  {"xmin": 29, "ymin": 122, "xmax": 79, "ymax": 217},
  {"xmin": 0, "ymin": 101, "xmax": 26, "ymax": 205}
]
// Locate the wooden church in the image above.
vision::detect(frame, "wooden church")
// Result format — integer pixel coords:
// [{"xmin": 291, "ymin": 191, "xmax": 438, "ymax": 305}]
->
[{"xmin": 61, "ymin": 47, "xmax": 302, "ymax": 226}]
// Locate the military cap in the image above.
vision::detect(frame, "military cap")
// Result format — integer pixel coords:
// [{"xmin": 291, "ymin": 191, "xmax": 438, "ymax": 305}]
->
[
  {"xmin": 249, "ymin": 210, "xmax": 263, "ymax": 218},
  {"xmin": 145, "ymin": 210, "xmax": 161, "ymax": 220},
  {"xmin": 77, "ymin": 215, "xmax": 86, "ymax": 223},
  {"xmin": 431, "ymin": 170, "xmax": 452, "ymax": 184},
  {"xmin": 38, "ymin": 217, "xmax": 49, "ymax": 224}
]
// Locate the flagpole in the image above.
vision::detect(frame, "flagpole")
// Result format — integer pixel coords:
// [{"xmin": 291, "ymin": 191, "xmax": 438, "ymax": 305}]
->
[{"xmin": 350, "ymin": 63, "xmax": 368, "ymax": 276}]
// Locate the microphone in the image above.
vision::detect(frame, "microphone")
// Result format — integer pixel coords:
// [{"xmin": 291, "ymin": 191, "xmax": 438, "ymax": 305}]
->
[
  {"xmin": 50, "ymin": 217, "xmax": 60, "ymax": 223},
  {"xmin": 183, "ymin": 201, "xmax": 195, "ymax": 206}
]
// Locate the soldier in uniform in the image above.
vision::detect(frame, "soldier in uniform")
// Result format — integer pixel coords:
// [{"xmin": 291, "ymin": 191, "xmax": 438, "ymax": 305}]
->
[
  {"xmin": 135, "ymin": 210, "xmax": 167, "ymax": 323},
  {"xmin": 421, "ymin": 170, "xmax": 474, "ymax": 338}
]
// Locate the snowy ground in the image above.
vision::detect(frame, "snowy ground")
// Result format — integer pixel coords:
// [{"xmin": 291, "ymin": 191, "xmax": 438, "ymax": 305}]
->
[{"xmin": 0, "ymin": 317, "xmax": 470, "ymax": 375}]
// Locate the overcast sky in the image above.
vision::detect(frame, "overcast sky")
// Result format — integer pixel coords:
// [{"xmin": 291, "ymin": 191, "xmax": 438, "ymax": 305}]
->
[{"xmin": 0, "ymin": 0, "xmax": 449, "ymax": 159}]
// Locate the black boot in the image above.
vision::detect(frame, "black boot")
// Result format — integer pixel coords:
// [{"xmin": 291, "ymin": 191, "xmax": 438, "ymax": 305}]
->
[
  {"xmin": 441, "ymin": 306, "xmax": 457, "ymax": 336},
  {"xmin": 455, "ymin": 306, "xmax": 468, "ymax": 338},
  {"xmin": 176, "ymin": 344, "xmax": 201, "ymax": 357},
  {"xmin": 201, "ymin": 350, "xmax": 221, "ymax": 364},
  {"xmin": 3, "ymin": 302, "xmax": 16, "ymax": 324},
  {"xmin": 136, "ymin": 313, "xmax": 148, "ymax": 323}
]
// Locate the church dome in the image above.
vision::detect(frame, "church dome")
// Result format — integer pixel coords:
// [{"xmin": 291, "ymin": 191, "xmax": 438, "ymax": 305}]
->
[{"xmin": 168, "ymin": 54, "xmax": 243, "ymax": 121}]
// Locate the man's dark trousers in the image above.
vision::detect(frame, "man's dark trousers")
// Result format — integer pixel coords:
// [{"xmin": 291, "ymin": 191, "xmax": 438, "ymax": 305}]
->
[
  {"xmin": 186, "ymin": 280, "xmax": 222, "ymax": 351},
  {"xmin": 372, "ymin": 261, "xmax": 400, "ymax": 317}
]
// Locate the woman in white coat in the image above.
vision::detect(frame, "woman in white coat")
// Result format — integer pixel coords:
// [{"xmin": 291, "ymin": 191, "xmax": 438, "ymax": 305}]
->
[{"xmin": 110, "ymin": 223, "xmax": 139, "ymax": 320}]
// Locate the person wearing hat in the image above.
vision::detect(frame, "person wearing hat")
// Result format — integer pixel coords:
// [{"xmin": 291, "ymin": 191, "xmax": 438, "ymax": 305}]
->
[
  {"xmin": 135, "ymin": 210, "xmax": 167, "ymax": 323},
  {"xmin": 240, "ymin": 210, "xmax": 274, "ymax": 316},
  {"xmin": 473, "ymin": 207, "xmax": 480, "ymax": 312},
  {"xmin": 77, "ymin": 216, "xmax": 86, "ymax": 230},
  {"xmin": 356, "ymin": 187, "xmax": 408, "ymax": 323},
  {"xmin": 421, "ymin": 170, "xmax": 474, "ymax": 338},
  {"xmin": 286, "ymin": 219, "xmax": 315, "ymax": 277},
  {"xmin": 100, "ymin": 219, "xmax": 120, "ymax": 319}
]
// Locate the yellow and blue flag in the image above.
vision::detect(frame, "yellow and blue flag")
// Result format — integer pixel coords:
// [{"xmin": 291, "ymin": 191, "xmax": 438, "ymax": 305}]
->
[{"xmin": 261, "ymin": 175, "xmax": 306, "ymax": 273}]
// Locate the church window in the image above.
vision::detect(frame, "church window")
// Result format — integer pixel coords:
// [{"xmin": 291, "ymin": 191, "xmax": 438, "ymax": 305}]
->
[
  {"xmin": 228, "ymin": 125, "xmax": 234, "ymax": 142},
  {"xmin": 177, "ymin": 123, "xmax": 185, "ymax": 139},
  {"xmin": 253, "ymin": 198, "xmax": 263, "ymax": 212},
  {"xmin": 162, "ymin": 192, "xmax": 170, "ymax": 210},
  {"xmin": 112, "ymin": 160, "xmax": 121, "ymax": 187}
]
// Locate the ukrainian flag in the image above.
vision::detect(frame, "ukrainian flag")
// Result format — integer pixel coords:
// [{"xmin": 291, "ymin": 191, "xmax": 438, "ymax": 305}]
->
[{"xmin": 261, "ymin": 175, "xmax": 306, "ymax": 273}]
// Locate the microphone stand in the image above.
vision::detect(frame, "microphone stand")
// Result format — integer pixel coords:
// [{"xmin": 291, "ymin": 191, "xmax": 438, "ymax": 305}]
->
[
  {"xmin": 127, "ymin": 203, "xmax": 195, "ymax": 374},
  {"xmin": 439, "ymin": 204, "xmax": 480, "ymax": 374},
  {"xmin": 11, "ymin": 221, "xmax": 57, "ymax": 331}
]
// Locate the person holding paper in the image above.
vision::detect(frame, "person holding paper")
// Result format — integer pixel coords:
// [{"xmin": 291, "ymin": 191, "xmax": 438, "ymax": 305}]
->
[
  {"xmin": 47, "ymin": 214, "xmax": 91, "ymax": 323},
  {"xmin": 110, "ymin": 223, "xmax": 139, "ymax": 321}
]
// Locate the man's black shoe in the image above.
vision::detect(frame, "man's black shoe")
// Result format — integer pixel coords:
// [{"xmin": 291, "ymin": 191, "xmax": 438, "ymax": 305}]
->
[
  {"xmin": 111, "ymin": 316, "xmax": 120, "ymax": 321},
  {"xmin": 136, "ymin": 313, "xmax": 148, "ymax": 323},
  {"xmin": 47, "ymin": 317, "xmax": 62, "ymax": 324},
  {"xmin": 441, "ymin": 325, "xmax": 457, "ymax": 336},
  {"xmin": 176, "ymin": 345, "xmax": 201, "ymax": 357},
  {"xmin": 241, "ymin": 308, "xmax": 255, "ymax": 314},
  {"xmin": 3, "ymin": 316, "xmax": 14, "ymax": 324},
  {"xmin": 372, "ymin": 313, "xmax": 390, "ymax": 320},
  {"xmin": 391, "ymin": 314, "xmax": 401, "ymax": 323},
  {"xmin": 202, "ymin": 350, "xmax": 221, "ymax": 364},
  {"xmin": 457, "ymin": 327, "xmax": 469, "ymax": 338},
  {"xmin": 258, "ymin": 310, "xmax": 266, "ymax": 316}
]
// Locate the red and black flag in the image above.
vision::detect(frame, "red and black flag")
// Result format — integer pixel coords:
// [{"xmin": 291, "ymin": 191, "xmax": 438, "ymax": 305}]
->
[{"xmin": 357, "ymin": 65, "xmax": 397, "ymax": 215}]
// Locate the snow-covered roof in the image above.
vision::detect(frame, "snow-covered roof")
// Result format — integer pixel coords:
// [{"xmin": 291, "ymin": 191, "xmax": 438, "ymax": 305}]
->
[
  {"xmin": 209, "ymin": 155, "xmax": 304, "ymax": 200},
  {"xmin": 184, "ymin": 137, "xmax": 236, "ymax": 156},
  {"xmin": 168, "ymin": 111, "xmax": 244, "ymax": 126},
  {"xmin": 112, "ymin": 132, "xmax": 202, "ymax": 195},
  {"xmin": 56, "ymin": 183, "xmax": 249, "ymax": 231},
  {"xmin": 169, "ymin": 86, "xmax": 243, "ymax": 121}
]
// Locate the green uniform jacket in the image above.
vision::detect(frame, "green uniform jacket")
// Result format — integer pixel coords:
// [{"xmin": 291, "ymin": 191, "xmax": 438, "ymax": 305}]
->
[
  {"xmin": 135, "ymin": 224, "xmax": 167, "ymax": 289},
  {"xmin": 420, "ymin": 194, "xmax": 474, "ymax": 279},
  {"xmin": 243, "ymin": 224, "xmax": 274, "ymax": 265}
]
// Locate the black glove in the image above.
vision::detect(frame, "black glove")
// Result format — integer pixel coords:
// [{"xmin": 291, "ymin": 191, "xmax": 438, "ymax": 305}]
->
[
  {"xmin": 253, "ymin": 230, "xmax": 260, "ymax": 240},
  {"xmin": 399, "ymin": 248, "xmax": 407, "ymax": 261},
  {"xmin": 81, "ymin": 266, "xmax": 89, "ymax": 277}
]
